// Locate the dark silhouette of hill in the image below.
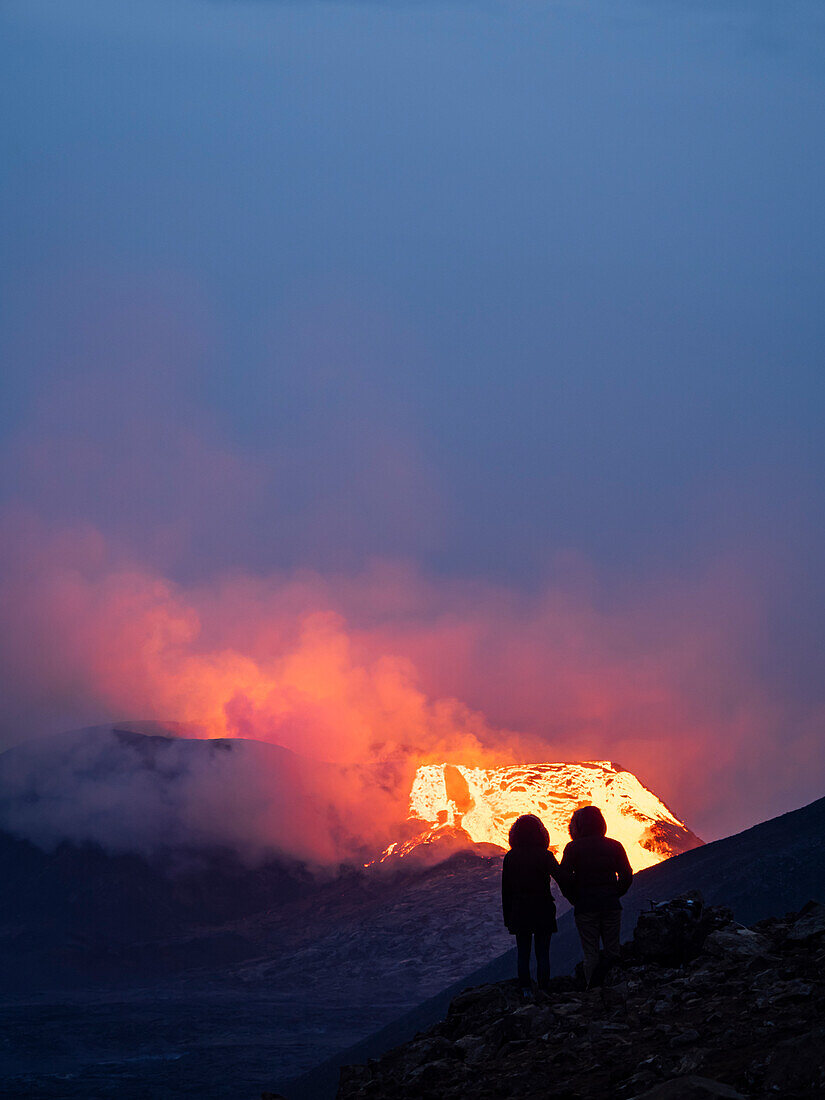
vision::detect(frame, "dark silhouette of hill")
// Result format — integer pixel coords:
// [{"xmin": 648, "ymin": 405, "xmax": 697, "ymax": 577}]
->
[
  {"xmin": 0, "ymin": 827, "xmax": 316, "ymax": 989},
  {"xmin": 284, "ymin": 791, "xmax": 825, "ymax": 1100}
]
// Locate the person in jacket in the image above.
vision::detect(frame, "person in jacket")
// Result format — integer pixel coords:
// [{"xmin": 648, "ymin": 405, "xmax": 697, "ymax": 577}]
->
[
  {"xmin": 560, "ymin": 805, "xmax": 633, "ymax": 987},
  {"xmin": 501, "ymin": 813, "xmax": 566, "ymax": 993}
]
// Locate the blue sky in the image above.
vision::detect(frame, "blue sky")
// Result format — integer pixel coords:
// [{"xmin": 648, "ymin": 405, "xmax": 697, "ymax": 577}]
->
[{"xmin": 3, "ymin": 1, "xmax": 824, "ymax": 581}]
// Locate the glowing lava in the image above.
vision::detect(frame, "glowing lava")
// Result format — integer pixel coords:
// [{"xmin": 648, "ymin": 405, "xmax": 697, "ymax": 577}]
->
[{"xmin": 381, "ymin": 761, "xmax": 702, "ymax": 871}]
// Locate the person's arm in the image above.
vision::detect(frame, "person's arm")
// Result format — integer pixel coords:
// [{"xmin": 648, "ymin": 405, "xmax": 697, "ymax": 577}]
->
[
  {"xmin": 558, "ymin": 842, "xmax": 577, "ymax": 903},
  {"xmin": 547, "ymin": 850, "xmax": 570, "ymax": 898},
  {"xmin": 614, "ymin": 841, "xmax": 633, "ymax": 896},
  {"xmin": 501, "ymin": 852, "xmax": 513, "ymax": 927}
]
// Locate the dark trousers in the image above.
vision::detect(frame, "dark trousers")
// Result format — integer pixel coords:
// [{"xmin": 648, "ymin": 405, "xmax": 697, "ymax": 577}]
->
[
  {"xmin": 574, "ymin": 910, "xmax": 622, "ymax": 986},
  {"xmin": 515, "ymin": 931, "xmax": 551, "ymax": 989}
]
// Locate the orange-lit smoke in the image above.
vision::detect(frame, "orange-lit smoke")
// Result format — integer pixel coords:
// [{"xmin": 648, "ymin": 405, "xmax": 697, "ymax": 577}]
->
[{"xmin": 0, "ymin": 509, "xmax": 817, "ymax": 861}]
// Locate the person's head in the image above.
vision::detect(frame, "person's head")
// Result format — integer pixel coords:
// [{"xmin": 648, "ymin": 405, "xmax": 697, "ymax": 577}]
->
[
  {"xmin": 508, "ymin": 813, "xmax": 550, "ymax": 850},
  {"xmin": 568, "ymin": 805, "xmax": 607, "ymax": 839}
]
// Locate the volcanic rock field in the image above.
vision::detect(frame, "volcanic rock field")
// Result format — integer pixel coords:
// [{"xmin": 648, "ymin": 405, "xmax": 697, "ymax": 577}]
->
[{"xmin": 334, "ymin": 896, "xmax": 825, "ymax": 1100}]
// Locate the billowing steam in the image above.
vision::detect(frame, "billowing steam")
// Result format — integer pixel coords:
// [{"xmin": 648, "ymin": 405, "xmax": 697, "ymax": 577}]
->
[
  {"xmin": 0, "ymin": 507, "xmax": 816, "ymax": 864},
  {"xmin": 0, "ymin": 724, "xmax": 408, "ymax": 865},
  {"xmin": 0, "ymin": 295, "xmax": 822, "ymax": 864}
]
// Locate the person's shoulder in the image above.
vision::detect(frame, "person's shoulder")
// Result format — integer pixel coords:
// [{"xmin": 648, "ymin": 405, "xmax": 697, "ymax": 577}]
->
[{"xmin": 606, "ymin": 836, "xmax": 629, "ymax": 856}]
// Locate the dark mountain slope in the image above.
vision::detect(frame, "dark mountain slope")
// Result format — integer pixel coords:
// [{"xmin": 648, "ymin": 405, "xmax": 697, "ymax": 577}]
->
[
  {"xmin": 285, "ymin": 792, "xmax": 825, "ymax": 1100},
  {"xmin": 0, "ymin": 828, "xmax": 314, "ymax": 989}
]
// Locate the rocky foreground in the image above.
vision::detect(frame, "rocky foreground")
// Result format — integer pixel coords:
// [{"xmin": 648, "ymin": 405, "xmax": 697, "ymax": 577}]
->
[{"xmin": 332, "ymin": 895, "xmax": 825, "ymax": 1100}]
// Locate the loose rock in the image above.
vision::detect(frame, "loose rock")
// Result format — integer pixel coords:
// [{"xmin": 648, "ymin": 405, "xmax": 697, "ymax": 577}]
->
[{"xmin": 336, "ymin": 896, "xmax": 825, "ymax": 1100}]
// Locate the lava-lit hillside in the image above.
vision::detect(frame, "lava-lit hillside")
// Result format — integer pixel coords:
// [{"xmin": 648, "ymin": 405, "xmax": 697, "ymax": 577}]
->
[{"xmin": 381, "ymin": 762, "xmax": 702, "ymax": 871}]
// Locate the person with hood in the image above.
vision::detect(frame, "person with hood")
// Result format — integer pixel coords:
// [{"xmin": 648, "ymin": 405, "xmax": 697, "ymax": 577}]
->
[
  {"xmin": 501, "ymin": 813, "xmax": 566, "ymax": 994},
  {"xmin": 560, "ymin": 805, "xmax": 633, "ymax": 987}
]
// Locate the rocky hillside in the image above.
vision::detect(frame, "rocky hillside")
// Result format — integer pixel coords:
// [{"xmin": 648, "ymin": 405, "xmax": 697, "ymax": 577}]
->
[{"xmin": 334, "ymin": 895, "xmax": 825, "ymax": 1100}]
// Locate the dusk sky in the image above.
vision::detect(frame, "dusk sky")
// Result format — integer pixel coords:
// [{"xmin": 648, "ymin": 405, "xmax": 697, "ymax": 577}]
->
[{"xmin": 2, "ymin": 0, "xmax": 825, "ymax": 846}]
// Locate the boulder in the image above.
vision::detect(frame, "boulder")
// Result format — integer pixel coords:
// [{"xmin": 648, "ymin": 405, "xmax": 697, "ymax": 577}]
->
[
  {"xmin": 786, "ymin": 899, "xmax": 825, "ymax": 942},
  {"xmin": 405, "ymin": 1057, "xmax": 457, "ymax": 1088},
  {"xmin": 668, "ymin": 1027, "xmax": 700, "ymax": 1047},
  {"xmin": 703, "ymin": 927, "xmax": 769, "ymax": 959},
  {"xmin": 483, "ymin": 1012, "xmax": 532, "ymax": 1050},
  {"xmin": 761, "ymin": 1025, "xmax": 825, "ymax": 1093},
  {"xmin": 447, "ymin": 982, "xmax": 510, "ymax": 1018},
  {"xmin": 764, "ymin": 978, "xmax": 813, "ymax": 1005},
  {"xmin": 630, "ymin": 892, "xmax": 732, "ymax": 965},
  {"xmin": 392, "ymin": 1034, "xmax": 460, "ymax": 1073},
  {"xmin": 453, "ymin": 1034, "xmax": 487, "ymax": 1065}
]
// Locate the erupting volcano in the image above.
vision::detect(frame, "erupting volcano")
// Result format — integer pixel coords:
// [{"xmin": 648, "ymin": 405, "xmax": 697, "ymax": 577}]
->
[{"xmin": 380, "ymin": 761, "xmax": 702, "ymax": 871}]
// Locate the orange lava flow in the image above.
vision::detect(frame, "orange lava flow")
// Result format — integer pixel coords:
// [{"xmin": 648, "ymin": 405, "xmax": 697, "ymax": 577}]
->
[{"xmin": 381, "ymin": 761, "xmax": 700, "ymax": 871}]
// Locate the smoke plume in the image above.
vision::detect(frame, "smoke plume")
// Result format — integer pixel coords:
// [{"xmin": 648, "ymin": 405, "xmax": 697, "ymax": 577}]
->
[
  {"xmin": 1, "ymin": 281, "xmax": 823, "ymax": 863},
  {"xmin": 0, "ymin": 506, "xmax": 819, "ymax": 862}
]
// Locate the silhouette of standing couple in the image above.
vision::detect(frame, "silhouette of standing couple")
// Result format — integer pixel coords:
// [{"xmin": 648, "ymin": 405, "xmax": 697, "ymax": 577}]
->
[{"xmin": 501, "ymin": 806, "xmax": 633, "ymax": 992}]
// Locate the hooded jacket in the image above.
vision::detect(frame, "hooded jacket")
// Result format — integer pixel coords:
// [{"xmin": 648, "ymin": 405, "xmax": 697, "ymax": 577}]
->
[
  {"xmin": 559, "ymin": 835, "xmax": 633, "ymax": 914},
  {"xmin": 501, "ymin": 845, "xmax": 565, "ymax": 934}
]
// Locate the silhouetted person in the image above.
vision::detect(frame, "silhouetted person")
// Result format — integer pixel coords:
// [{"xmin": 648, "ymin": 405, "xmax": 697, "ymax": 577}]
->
[
  {"xmin": 560, "ymin": 805, "xmax": 633, "ymax": 987},
  {"xmin": 502, "ymin": 813, "xmax": 565, "ymax": 994}
]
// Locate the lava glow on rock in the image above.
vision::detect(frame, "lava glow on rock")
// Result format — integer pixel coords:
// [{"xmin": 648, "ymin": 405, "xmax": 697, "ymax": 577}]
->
[{"xmin": 382, "ymin": 762, "xmax": 702, "ymax": 871}]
